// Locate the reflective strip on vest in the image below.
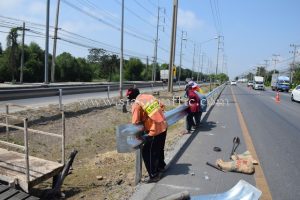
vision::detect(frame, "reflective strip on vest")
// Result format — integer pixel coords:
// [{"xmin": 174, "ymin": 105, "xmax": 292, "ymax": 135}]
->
[{"xmin": 143, "ymin": 100, "xmax": 160, "ymax": 117}]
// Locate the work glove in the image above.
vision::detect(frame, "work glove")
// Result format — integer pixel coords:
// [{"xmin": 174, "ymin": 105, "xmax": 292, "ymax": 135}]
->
[
  {"xmin": 231, "ymin": 151, "xmax": 258, "ymax": 165},
  {"xmin": 138, "ymin": 132, "xmax": 151, "ymax": 143},
  {"xmin": 216, "ymin": 159, "xmax": 254, "ymax": 174}
]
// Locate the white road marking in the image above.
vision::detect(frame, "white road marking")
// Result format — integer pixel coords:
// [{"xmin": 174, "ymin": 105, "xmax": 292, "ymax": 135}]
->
[{"xmin": 158, "ymin": 183, "xmax": 201, "ymax": 191}]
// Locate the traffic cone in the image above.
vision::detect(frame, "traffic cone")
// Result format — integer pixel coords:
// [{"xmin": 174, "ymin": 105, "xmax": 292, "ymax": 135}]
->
[{"xmin": 275, "ymin": 91, "xmax": 280, "ymax": 103}]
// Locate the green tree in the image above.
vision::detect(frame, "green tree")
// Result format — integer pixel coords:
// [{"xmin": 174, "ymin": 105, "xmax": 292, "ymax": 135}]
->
[
  {"xmin": 256, "ymin": 66, "xmax": 267, "ymax": 77},
  {"xmin": 87, "ymin": 48, "xmax": 114, "ymax": 80},
  {"xmin": 293, "ymin": 63, "xmax": 300, "ymax": 85},
  {"xmin": 124, "ymin": 58, "xmax": 144, "ymax": 81},
  {"xmin": 216, "ymin": 73, "xmax": 229, "ymax": 83},
  {"xmin": 23, "ymin": 42, "xmax": 44, "ymax": 82},
  {"xmin": 56, "ymin": 52, "xmax": 80, "ymax": 81},
  {"xmin": 0, "ymin": 42, "xmax": 3, "ymax": 55},
  {"xmin": 0, "ymin": 52, "xmax": 9, "ymax": 82},
  {"xmin": 6, "ymin": 28, "xmax": 19, "ymax": 81},
  {"xmin": 77, "ymin": 57, "xmax": 93, "ymax": 81}
]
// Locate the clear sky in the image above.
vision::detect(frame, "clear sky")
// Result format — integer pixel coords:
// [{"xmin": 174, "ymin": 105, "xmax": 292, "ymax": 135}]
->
[{"xmin": 0, "ymin": 0, "xmax": 300, "ymax": 79}]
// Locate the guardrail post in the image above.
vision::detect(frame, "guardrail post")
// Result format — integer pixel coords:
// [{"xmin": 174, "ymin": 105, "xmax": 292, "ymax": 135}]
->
[
  {"xmin": 62, "ymin": 111, "xmax": 65, "ymax": 164},
  {"xmin": 107, "ymin": 85, "xmax": 110, "ymax": 99},
  {"xmin": 5, "ymin": 104, "xmax": 9, "ymax": 141},
  {"xmin": 59, "ymin": 89, "xmax": 63, "ymax": 111},
  {"xmin": 151, "ymin": 83, "xmax": 154, "ymax": 92},
  {"xmin": 23, "ymin": 118, "xmax": 30, "ymax": 184},
  {"xmin": 135, "ymin": 148, "xmax": 142, "ymax": 185},
  {"xmin": 162, "ymin": 82, "xmax": 165, "ymax": 90}
]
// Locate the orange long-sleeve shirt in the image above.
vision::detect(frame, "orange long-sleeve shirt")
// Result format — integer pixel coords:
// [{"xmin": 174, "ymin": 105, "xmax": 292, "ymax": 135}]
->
[{"xmin": 131, "ymin": 94, "xmax": 167, "ymax": 136}]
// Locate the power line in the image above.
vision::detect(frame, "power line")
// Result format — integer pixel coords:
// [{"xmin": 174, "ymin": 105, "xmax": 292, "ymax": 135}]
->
[
  {"xmin": 113, "ymin": 0, "xmax": 156, "ymax": 28},
  {"xmin": 61, "ymin": 0, "xmax": 153, "ymax": 43},
  {"xmin": 133, "ymin": 0, "xmax": 157, "ymax": 18}
]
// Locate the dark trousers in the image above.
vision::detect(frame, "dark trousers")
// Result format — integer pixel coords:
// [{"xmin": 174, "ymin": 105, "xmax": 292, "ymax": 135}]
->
[
  {"xmin": 142, "ymin": 131, "xmax": 167, "ymax": 178},
  {"xmin": 186, "ymin": 111, "xmax": 202, "ymax": 131}
]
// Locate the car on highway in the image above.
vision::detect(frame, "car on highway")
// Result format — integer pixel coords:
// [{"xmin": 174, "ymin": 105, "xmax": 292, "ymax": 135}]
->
[
  {"xmin": 247, "ymin": 81, "xmax": 253, "ymax": 87},
  {"xmin": 231, "ymin": 80, "xmax": 237, "ymax": 85},
  {"xmin": 291, "ymin": 85, "xmax": 300, "ymax": 102}
]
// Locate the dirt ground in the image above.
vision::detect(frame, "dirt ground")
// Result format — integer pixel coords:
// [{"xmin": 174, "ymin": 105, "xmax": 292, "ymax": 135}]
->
[{"xmin": 0, "ymin": 86, "xmax": 212, "ymax": 200}]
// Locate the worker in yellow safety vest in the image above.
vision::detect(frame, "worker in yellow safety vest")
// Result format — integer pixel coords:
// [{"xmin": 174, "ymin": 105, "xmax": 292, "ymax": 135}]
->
[{"xmin": 131, "ymin": 91, "xmax": 168, "ymax": 183}]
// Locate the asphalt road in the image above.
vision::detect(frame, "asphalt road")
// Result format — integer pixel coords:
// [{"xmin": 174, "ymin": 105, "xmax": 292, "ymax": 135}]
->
[
  {"xmin": 0, "ymin": 86, "xmax": 180, "ymax": 113},
  {"xmin": 233, "ymin": 84, "xmax": 300, "ymax": 200},
  {"xmin": 137, "ymin": 84, "xmax": 300, "ymax": 200}
]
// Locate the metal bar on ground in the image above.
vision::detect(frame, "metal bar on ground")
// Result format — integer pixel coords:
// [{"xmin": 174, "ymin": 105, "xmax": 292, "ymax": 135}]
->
[
  {"xmin": 0, "ymin": 140, "xmax": 25, "ymax": 150},
  {"xmin": 0, "ymin": 114, "xmax": 25, "ymax": 120},
  {"xmin": 23, "ymin": 118, "xmax": 30, "ymax": 184},
  {"xmin": 0, "ymin": 123, "xmax": 62, "ymax": 138},
  {"xmin": 107, "ymin": 85, "xmax": 110, "ymax": 99},
  {"xmin": 5, "ymin": 105, "xmax": 9, "ymax": 141}
]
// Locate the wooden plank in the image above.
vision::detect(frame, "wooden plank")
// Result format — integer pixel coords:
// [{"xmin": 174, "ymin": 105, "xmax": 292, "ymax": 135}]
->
[
  {"xmin": 0, "ymin": 184, "xmax": 9, "ymax": 193},
  {"xmin": 0, "ymin": 148, "xmax": 63, "ymax": 193},
  {"xmin": 0, "ymin": 140, "xmax": 25, "ymax": 151},
  {"xmin": 8, "ymin": 191, "xmax": 30, "ymax": 200},
  {"xmin": 0, "ymin": 188, "xmax": 18, "ymax": 199},
  {"xmin": 24, "ymin": 196, "xmax": 40, "ymax": 200}
]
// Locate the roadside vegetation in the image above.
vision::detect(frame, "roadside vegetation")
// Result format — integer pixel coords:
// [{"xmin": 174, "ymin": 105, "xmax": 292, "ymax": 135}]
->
[{"xmin": 0, "ymin": 28, "xmax": 228, "ymax": 83}]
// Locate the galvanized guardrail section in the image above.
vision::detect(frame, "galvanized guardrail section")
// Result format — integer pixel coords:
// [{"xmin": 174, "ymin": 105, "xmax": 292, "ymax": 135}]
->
[{"xmin": 116, "ymin": 83, "xmax": 226, "ymax": 184}]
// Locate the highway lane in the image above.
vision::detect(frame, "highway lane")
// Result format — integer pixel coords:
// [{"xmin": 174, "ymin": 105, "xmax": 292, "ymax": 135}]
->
[
  {"xmin": 0, "ymin": 86, "xmax": 181, "ymax": 113},
  {"xmin": 141, "ymin": 84, "xmax": 299, "ymax": 200},
  {"xmin": 232, "ymin": 84, "xmax": 300, "ymax": 200},
  {"xmin": 141, "ymin": 86, "xmax": 257, "ymax": 200}
]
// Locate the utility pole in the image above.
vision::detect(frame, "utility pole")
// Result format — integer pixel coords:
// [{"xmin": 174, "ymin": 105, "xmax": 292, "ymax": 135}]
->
[
  {"xmin": 51, "ymin": 0, "xmax": 61, "ymax": 83},
  {"xmin": 20, "ymin": 22, "xmax": 27, "ymax": 84},
  {"xmin": 216, "ymin": 35, "xmax": 220, "ymax": 75},
  {"xmin": 120, "ymin": 0, "xmax": 124, "ymax": 98},
  {"xmin": 146, "ymin": 56, "xmax": 148, "ymax": 71},
  {"xmin": 199, "ymin": 53, "xmax": 204, "ymax": 82},
  {"xmin": 289, "ymin": 44, "xmax": 300, "ymax": 84},
  {"xmin": 44, "ymin": 0, "xmax": 50, "ymax": 84},
  {"xmin": 264, "ymin": 59, "xmax": 269, "ymax": 82},
  {"xmin": 272, "ymin": 54, "xmax": 280, "ymax": 75},
  {"xmin": 152, "ymin": 6, "xmax": 160, "ymax": 82},
  {"xmin": 178, "ymin": 30, "xmax": 186, "ymax": 84},
  {"xmin": 153, "ymin": 7, "xmax": 165, "ymax": 82},
  {"xmin": 168, "ymin": 0, "xmax": 178, "ymax": 93},
  {"xmin": 192, "ymin": 43, "xmax": 196, "ymax": 79}
]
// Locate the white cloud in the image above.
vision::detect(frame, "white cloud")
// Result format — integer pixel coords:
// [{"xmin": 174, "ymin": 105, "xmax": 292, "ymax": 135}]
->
[
  {"xmin": 0, "ymin": 0, "xmax": 23, "ymax": 10},
  {"xmin": 28, "ymin": 1, "xmax": 46, "ymax": 15},
  {"xmin": 177, "ymin": 9, "xmax": 203, "ymax": 30}
]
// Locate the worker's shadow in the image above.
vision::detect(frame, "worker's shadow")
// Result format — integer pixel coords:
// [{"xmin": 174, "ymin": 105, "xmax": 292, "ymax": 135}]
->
[
  {"xmin": 196, "ymin": 121, "xmax": 217, "ymax": 132},
  {"xmin": 166, "ymin": 98, "xmax": 218, "ymax": 170},
  {"xmin": 162, "ymin": 163, "xmax": 192, "ymax": 177}
]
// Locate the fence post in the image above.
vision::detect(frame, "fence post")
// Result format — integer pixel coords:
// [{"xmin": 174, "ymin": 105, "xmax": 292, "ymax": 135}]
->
[
  {"xmin": 107, "ymin": 85, "xmax": 110, "ymax": 99},
  {"xmin": 59, "ymin": 89, "xmax": 63, "ymax": 111},
  {"xmin": 23, "ymin": 118, "xmax": 30, "ymax": 184},
  {"xmin": 135, "ymin": 149, "xmax": 142, "ymax": 185},
  {"xmin": 5, "ymin": 104, "xmax": 9, "ymax": 141},
  {"xmin": 62, "ymin": 111, "xmax": 65, "ymax": 164}
]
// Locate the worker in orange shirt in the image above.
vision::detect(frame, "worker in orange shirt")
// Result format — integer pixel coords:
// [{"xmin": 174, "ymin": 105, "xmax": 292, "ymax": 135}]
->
[{"xmin": 131, "ymin": 91, "xmax": 168, "ymax": 183}]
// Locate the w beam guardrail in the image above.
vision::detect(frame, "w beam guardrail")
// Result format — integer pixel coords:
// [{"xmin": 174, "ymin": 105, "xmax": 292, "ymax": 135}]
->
[{"xmin": 116, "ymin": 83, "xmax": 226, "ymax": 184}]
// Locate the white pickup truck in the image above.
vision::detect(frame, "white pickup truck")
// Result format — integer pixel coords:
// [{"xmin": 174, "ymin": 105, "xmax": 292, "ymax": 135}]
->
[{"xmin": 253, "ymin": 76, "xmax": 265, "ymax": 90}]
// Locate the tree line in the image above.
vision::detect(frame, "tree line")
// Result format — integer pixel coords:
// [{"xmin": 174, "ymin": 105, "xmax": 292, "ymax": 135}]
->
[{"xmin": 0, "ymin": 28, "xmax": 228, "ymax": 83}]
